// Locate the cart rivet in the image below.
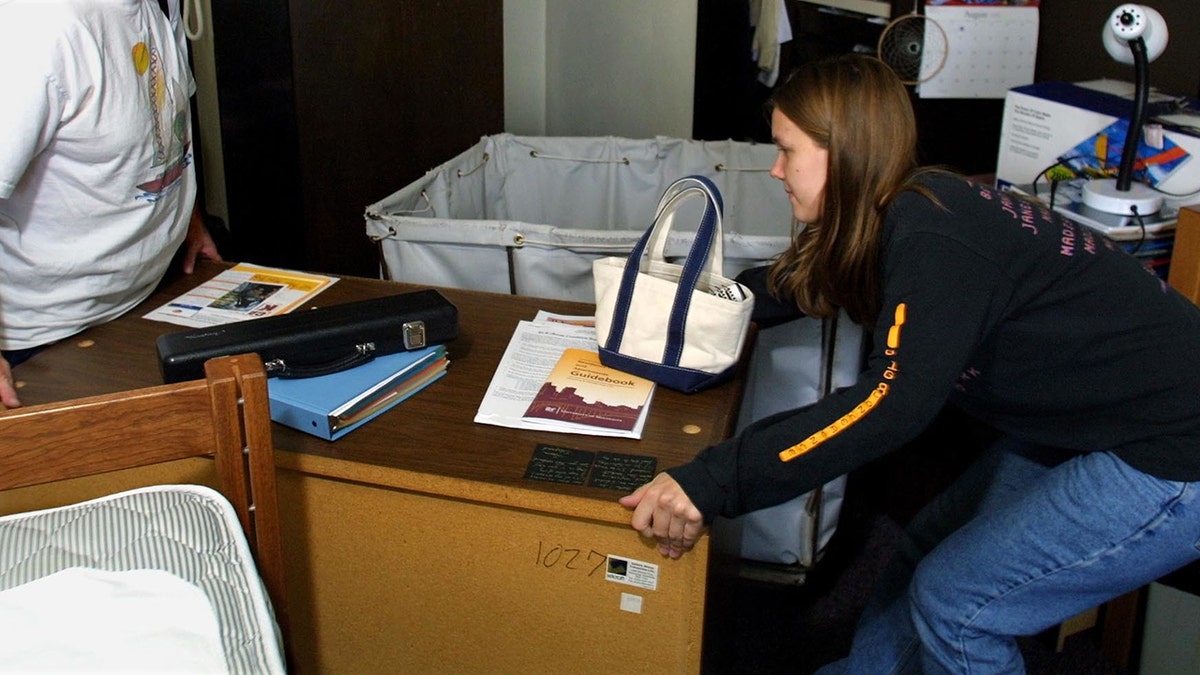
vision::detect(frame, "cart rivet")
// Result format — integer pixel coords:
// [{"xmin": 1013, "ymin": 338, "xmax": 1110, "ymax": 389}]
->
[
  {"xmin": 77, "ymin": 339, "xmax": 95, "ymax": 349},
  {"xmin": 682, "ymin": 424, "xmax": 702, "ymax": 435}
]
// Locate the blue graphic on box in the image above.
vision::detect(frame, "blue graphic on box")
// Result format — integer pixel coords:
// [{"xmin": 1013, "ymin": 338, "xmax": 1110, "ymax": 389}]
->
[{"xmin": 1058, "ymin": 118, "xmax": 1190, "ymax": 187}]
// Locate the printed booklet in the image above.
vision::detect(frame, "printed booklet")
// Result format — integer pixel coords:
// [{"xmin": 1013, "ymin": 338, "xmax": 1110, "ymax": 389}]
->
[
  {"xmin": 523, "ymin": 348, "xmax": 654, "ymax": 434},
  {"xmin": 474, "ymin": 318, "xmax": 654, "ymax": 439}
]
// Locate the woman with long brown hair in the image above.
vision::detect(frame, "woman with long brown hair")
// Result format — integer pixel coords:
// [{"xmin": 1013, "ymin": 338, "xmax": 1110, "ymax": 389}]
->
[{"xmin": 621, "ymin": 54, "xmax": 1200, "ymax": 674}]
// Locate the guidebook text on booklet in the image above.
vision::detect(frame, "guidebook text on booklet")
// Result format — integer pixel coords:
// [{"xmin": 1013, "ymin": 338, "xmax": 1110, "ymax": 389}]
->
[
  {"xmin": 474, "ymin": 317, "xmax": 655, "ymax": 439},
  {"xmin": 523, "ymin": 348, "xmax": 654, "ymax": 434},
  {"xmin": 268, "ymin": 345, "xmax": 448, "ymax": 440}
]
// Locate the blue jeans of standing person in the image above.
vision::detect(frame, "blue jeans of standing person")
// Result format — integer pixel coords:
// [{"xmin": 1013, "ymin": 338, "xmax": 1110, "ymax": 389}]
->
[{"xmin": 817, "ymin": 436, "xmax": 1200, "ymax": 675}]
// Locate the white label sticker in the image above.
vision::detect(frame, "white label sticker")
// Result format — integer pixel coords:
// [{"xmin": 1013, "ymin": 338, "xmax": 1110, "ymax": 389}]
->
[
  {"xmin": 619, "ymin": 592, "xmax": 643, "ymax": 614},
  {"xmin": 605, "ymin": 555, "xmax": 658, "ymax": 591}
]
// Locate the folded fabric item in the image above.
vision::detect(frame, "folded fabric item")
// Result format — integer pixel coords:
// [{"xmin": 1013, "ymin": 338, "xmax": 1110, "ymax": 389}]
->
[
  {"xmin": 0, "ymin": 485, "xmax": 285, "ymax": 674},
  {"xmin": 0, "ymin": 567, "xmax": 228, "ymax": 673}
]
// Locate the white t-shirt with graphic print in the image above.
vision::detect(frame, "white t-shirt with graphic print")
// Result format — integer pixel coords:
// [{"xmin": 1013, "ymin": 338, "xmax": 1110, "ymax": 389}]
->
[{"xmin": 0, "ymin": 0, "xmax": 197, "ymax": 350}]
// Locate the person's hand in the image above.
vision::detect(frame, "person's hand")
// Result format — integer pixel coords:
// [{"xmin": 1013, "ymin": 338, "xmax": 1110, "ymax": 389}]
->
[
  {"xmin": 181, "ymin": 209, "xmax": 223, "ymax": 274},
  {"xmin": 0, "ymin": 356, "xmax": 21, "ymax": 409},
  {"xmin": 619, "ymin": 472, "xmax": 705, "ymax": 559}
]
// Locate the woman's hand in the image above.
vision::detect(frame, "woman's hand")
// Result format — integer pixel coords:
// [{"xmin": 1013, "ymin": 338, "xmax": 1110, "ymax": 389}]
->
[{"xmin": 619, "ymin": 472, "xmax": 705, "ymax": 559}]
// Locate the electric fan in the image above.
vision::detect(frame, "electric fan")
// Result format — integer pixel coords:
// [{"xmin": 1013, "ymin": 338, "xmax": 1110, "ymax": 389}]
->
[{"xmin": 877, "ymin": 0, "xmax": 948, "ymax": 86}]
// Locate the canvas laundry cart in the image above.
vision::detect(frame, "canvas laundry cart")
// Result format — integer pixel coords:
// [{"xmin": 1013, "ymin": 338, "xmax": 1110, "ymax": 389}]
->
[
  {"xmin": 365, "ymin": 133, "xmax": 863, "ymax": 574},
  {"xmin": 366, "ymin": 134, "xmax": 794, "ymax": 301}
]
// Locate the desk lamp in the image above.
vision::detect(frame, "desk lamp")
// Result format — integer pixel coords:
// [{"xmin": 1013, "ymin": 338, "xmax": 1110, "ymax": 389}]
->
[{"xmin": 1081, "ymin": 4, "xmax": 1170, "ymax": 217}]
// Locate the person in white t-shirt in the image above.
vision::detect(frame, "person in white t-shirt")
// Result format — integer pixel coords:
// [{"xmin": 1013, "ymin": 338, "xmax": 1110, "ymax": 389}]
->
[{"xmin": 0, "ymin": 0, "xmax": 221, "ymax": 408}]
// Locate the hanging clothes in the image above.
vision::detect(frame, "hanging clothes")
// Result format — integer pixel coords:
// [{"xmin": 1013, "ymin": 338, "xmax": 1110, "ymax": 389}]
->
[{"xmin": 749, "ymin": 0, "xmax": 793, "ymax": 87}]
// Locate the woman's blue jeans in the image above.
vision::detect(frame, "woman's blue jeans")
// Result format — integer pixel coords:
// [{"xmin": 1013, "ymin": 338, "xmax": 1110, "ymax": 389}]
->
[{"xmin": 818, "ymin": 437, "xmax": 1200, "ymax": 674}]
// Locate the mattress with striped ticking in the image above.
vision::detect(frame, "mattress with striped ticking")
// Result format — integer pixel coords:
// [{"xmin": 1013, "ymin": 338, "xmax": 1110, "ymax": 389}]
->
[{"xmin": 0, "ymin": 484, "xmax": 286, "ymax": 674}]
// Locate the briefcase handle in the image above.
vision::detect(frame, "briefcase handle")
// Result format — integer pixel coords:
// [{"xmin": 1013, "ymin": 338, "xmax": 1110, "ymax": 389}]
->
[{"xmin": 266, "ymin": 343, "xmax": 376, "ymax": 379}]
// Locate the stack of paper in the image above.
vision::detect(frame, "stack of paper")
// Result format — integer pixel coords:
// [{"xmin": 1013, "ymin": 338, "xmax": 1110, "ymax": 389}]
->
[
  {"xmin": 268, "ymin": 345, "xmax": 448, "ymax": 440},
  {"xmin": 523, "ymin": 348, "xmax": 654, "ymax": 435},
  {"xmin": 474, "ymin": 317, "xmax": 654, "ymax": 439}
]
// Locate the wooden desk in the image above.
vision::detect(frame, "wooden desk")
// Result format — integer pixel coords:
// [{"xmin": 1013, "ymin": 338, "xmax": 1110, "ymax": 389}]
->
[{"xmin": 10, "ymin": 261, "xmax": 746, "ymax": 674}]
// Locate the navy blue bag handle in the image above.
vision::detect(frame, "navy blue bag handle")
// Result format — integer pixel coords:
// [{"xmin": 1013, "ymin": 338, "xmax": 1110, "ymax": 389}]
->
[{"xmin": 601, "ymin": 175, "xmax": 729, "ymax": 392}]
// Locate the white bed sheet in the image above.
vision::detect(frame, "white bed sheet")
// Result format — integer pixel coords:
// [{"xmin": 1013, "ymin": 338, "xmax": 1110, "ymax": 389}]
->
[
  {"xmin": 0, "ymin": 485, "xmax": 286, "ymax": 674},
  {"xmin": 0, "ymin": 567, "xmax": 227, "ymax": 672}
]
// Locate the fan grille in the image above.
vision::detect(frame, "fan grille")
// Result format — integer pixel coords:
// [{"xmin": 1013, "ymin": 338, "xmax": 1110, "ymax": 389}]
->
[{"xmin": 878, "ymin": 14, "xmax": 948, "ymax": 85}]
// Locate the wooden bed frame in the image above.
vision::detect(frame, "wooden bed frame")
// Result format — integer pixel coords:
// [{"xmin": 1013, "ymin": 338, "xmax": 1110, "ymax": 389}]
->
[{"xmin": 0, "ymin": 353, "xmax": 288, "ymax": 647}]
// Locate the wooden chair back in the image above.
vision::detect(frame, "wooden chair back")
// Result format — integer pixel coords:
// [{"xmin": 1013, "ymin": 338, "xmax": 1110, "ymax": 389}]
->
[{"xmin": 0, "ymin": 353, "xmax": 287, "ymax": 643}]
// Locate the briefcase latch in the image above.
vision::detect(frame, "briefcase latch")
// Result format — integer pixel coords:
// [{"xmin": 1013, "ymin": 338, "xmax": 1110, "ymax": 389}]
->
[{"xmin": 402, "ymin": 320, "xmax": 427, "ymax": 349}]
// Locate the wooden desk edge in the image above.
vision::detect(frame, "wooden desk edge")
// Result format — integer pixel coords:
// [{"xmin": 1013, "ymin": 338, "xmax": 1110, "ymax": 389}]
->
[{"xmin": 276, "ymin": 449, "xmax": 648, "ymax": 529}]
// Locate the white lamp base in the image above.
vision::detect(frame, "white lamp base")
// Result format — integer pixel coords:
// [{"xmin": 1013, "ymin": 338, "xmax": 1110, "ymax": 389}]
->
[{"xmin": 1081, "ymin": 178, "xmax": 1164, "ymax": 216}]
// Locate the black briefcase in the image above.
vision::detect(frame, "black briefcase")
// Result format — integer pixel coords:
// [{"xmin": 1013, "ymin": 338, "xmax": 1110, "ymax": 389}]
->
[{"xmin": 156, "ymin": 289, "xmax": 459, "ymax": 383}]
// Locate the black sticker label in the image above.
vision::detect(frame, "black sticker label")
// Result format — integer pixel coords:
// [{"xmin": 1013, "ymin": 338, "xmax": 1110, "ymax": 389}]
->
[
  {"xmin": 588, "ymin": 452, "xmax": 657, "ymax": 492},
  {"xmin": 523, "ymin": 444, "xmax": 657, "ymax": 493},
  {"xmin": 523, "ymin": 444, "xmax": 594, "ymax": 485}
]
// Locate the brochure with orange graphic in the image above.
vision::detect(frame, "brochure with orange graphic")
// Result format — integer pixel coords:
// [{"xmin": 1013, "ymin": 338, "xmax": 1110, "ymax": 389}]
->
[
  {"xmin": 523, "ymin": 348, "xmax": 655, "ymax": 435},
  {"xmin": 143, "ymin": 263, "xmax": 338, "ymax": 328},
  {"xmin": 474, "ymin": 319, "xmax": 654, "ymax": 439}
]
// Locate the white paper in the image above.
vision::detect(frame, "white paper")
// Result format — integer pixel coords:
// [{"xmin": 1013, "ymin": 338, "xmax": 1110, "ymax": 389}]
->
[
  {"xmin": 474, "ymin": 319, "xmax": 650, "ymax": 438},
  {"xmin": 919, "ymin": 5, "xmax": 1039, "ymax": 99}
]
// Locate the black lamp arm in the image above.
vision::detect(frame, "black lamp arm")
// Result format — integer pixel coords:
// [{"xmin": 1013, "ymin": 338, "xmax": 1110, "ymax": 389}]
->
[{"xmin": 1117, "ymin": 36, "xmax": 1150, "ymax": 192}]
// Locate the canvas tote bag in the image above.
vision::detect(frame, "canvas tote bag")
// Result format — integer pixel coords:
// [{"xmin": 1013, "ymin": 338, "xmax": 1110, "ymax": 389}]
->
[{"xmin": 593, "ymin": 175, "xmax": 754, "ymax": 393}]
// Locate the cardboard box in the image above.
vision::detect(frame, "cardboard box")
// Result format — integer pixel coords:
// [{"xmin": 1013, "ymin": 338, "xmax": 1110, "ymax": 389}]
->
[{"xmin": 995, "ymin": 80, "xmax": 1200, "ymax": 206}]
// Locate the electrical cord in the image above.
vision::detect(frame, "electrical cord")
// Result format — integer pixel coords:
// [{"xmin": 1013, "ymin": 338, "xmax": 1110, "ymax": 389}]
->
[
  {"xmin": 1033, "ymin": 143, "xmax": 1200, "ymax": 203},
  {"xmin": 1151, "ymin": 182, "xmax": 1200, "ymax": 200},
  {"xmin": 1032, "ymin": 155, "xmax": 1197, "ymax": 221},
  {"xmin": 1031, "ymin": 155, "xmax": 1095, "ymax": 199},
  {"xmin": 1032, "ymin": 159, "xmax": 1154, "ymax": 257},
  {"xmin": 1128, "ymin": 204, "xmax": 1147, "ymax": 254},
  {"xmin": 1045, "ymin": 164, "xmax": 1077, "ymax": 210}
]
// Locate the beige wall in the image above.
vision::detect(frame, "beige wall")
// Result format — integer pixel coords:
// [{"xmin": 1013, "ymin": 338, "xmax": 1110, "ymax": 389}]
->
[{"xmin": 504, "ymin": 0, "xmax": 698, "ymax": 139}]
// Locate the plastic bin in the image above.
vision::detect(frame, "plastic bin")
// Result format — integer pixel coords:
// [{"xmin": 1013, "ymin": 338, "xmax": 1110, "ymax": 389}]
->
[
  {"xmin": 365, "ymin": 134, "xmax": 792, "ymax": 302},
  {"xmin": 718, "ymin": 312, "xmax": 864, "ymax": 570}
]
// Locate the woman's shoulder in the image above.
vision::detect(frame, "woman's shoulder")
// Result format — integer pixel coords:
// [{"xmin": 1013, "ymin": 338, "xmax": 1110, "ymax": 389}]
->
[
  {"xmin": 887, "ymin": 170, "xmax": 1017, "ymax": 243},
  {"xmin": 895, "ymin": 170, "xmax": 1009, "ymax": 212},
  {"xmin": 908, "ymin": 168, "xmax": 977, "ymax": 194},
  {"xmin": 888, "ymin": 170, "xmax": 963, "ymax": 214}
]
